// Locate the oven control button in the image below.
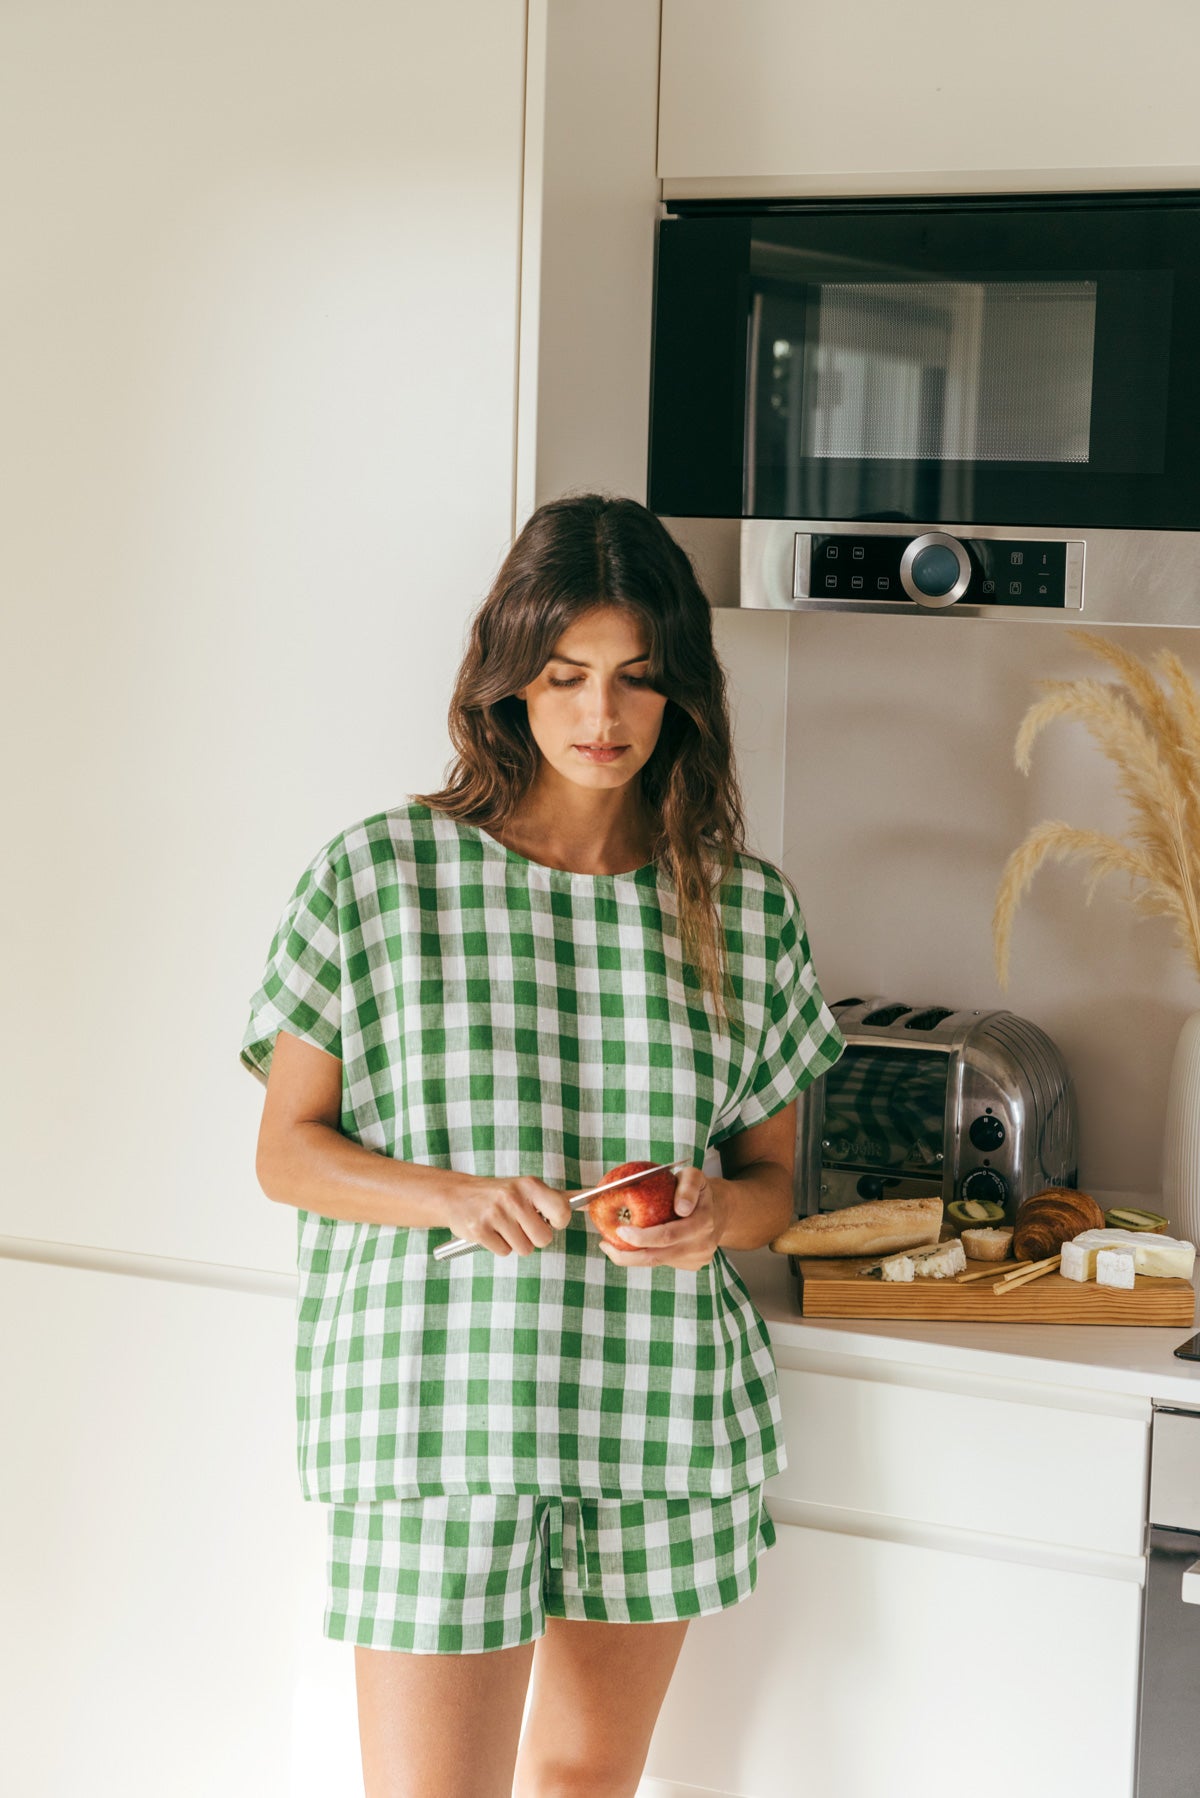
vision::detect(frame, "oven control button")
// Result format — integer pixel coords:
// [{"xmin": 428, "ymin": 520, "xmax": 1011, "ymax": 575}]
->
[
  {"xmin": 899, "ymin": 532, "xmax": 972, "ymax": 607},
  {"xmin": 912, "ymin": 544, "xmax": 959, "ymax": 592},
  {"xmin": 969, "ymin": 1114, "xmax": 1006, "ymax": 1152},
  {"xmin": 960, "ymin": 1168, "xmax": 1009, "ymax": 1208}
]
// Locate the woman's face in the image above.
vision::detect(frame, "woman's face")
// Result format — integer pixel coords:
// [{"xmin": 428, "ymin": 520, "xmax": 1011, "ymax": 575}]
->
[{"xmin": 516, "ymin": 605, "xmax": 668, "ymax": 795}]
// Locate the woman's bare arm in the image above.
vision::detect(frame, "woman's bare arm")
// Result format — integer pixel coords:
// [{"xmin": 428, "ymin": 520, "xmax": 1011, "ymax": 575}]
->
[
  {"xmin": 714, "ymin": 1102, "xmax": 797, "ymax": 1249},
  {"xmin": 253, "ymin": 1029, "xmax": 572, "ymax": 1252}
]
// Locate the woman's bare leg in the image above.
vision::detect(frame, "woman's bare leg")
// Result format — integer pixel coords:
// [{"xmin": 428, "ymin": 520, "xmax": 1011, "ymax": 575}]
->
[
  {"xmin": 354, "ymin": 1638, "xmax": 536, "ymax": 1798},
  {"xmin": 512, "ymin": 1615, "xmax": 690, "ymax": 1797}
]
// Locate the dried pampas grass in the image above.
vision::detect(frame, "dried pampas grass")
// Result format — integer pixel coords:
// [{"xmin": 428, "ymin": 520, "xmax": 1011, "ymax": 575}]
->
[{"xmin": 993, "ymin": 629, "xmax": 1200, "ymax": 989}]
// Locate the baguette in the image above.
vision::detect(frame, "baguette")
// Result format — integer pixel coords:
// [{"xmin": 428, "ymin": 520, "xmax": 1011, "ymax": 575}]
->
[{"xmin": 770, "ymin": 1196, "xmax": 943, "ymax": 1258}]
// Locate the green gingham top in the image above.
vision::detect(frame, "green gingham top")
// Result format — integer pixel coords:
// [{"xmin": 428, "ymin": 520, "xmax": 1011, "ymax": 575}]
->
[{"xmin": 239, "ymin": 801, "xmax": 846, "ymax": 1505}]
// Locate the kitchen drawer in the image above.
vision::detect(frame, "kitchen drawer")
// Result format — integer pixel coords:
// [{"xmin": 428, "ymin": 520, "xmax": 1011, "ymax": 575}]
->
[
  {"xmin": 770, "ymin": 1364, "xmax": 1149, "ymax": 1558},
  {"xmin": 645, "ymin": 1519, "xmax": 1141, "ymax": 1798}
]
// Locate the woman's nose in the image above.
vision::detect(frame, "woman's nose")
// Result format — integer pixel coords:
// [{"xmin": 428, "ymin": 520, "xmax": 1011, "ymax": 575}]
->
[{"xmin": 583, "ymin": 679, "xmax": 622, "ymax": 730}]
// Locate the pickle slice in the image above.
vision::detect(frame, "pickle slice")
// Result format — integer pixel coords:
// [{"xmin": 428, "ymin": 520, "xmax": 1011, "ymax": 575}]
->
[
  {"xmin": 947, "ymin": 1197, "xmax": 1006, "ymax": 1227},
  {"xmin": 1103, "ymin": 1206, "xmax": 1169, "ymax": 1233}
]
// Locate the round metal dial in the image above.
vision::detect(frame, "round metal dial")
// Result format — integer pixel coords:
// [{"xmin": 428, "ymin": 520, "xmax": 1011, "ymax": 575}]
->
[
  {"xmin": 968, "ymin": 1114, "xmax": 1007, "ymax": 1152},
  {"xmin": 960, "ymin": 1168, "xmax": 1009, "ymax": 1208},
  {"xmin": 899, "ymin": 533, "xmax": 972, "ymax": 607}
]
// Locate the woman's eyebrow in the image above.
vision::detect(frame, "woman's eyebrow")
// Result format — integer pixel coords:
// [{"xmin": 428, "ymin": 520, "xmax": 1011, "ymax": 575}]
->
[{"xmin": 547, "ymin": 653, "xmax": 651, "ymax": 667}]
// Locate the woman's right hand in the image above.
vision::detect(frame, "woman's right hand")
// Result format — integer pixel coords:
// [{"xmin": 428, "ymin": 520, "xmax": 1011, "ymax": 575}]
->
[{"xmin": 443, "ymin": 1174, "xmax": 576, "ymax": 1257}]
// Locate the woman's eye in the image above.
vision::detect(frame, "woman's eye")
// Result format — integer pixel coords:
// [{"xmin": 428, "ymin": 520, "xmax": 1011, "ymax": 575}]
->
[{"xmin": 546, "ymin": 674, "xmax": 650, "ymax": 689}]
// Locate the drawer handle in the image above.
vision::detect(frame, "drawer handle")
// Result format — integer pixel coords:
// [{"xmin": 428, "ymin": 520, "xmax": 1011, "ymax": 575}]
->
[{"xmin": 1182, "ymin": 1558, "xmax": 1200, "ymax": 1606}]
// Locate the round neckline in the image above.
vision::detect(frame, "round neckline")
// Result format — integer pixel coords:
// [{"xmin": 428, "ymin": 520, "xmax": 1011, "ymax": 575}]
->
[{"xmin": 459, "ymin": 818, "xmax": 658, "ymax": 881}]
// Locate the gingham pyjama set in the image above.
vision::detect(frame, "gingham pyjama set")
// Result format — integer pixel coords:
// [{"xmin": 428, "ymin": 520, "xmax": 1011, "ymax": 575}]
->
[{"xmin": 240, "ymin": 801, "xmax": 845, "ymax": 1654}]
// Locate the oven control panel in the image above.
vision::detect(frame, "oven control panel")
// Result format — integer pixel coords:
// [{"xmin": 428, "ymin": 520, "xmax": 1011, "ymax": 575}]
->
[{"xmin": 795, "ymin": 530, "xmax": 1085, "ymax": 610}]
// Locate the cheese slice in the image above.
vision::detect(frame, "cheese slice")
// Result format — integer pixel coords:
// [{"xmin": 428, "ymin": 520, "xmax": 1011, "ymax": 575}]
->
[
  {"xmin": 1060, "ymin": 1228, "xmax": 1195, "ymax": 1282},
  {"xmin": 1096, "ymin": 1247, "xmax": 1136, "ymax": 1290},
  {"xmin": 880, "ymin": 1238, "xmax": 966, "ymax": 1283}
]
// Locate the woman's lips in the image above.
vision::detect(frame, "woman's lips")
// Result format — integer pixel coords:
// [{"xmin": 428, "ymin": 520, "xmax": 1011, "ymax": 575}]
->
[{"xmin": 574, "ymin": 744, "xmax": 628, "ymax": 763}]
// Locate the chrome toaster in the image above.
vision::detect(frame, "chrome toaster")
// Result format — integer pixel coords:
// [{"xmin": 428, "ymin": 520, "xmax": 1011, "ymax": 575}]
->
[{"xmin": 795, "ymin": 995, "xmax": 1079, "ymax": 1224}]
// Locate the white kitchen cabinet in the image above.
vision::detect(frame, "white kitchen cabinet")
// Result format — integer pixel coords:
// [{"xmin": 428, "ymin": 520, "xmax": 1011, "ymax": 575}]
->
[
  {"xmin": 771, "ymin": 1361, "xmax": 1150, "ymax": 1558},
  {"xmin": 641, "ymin": 1330, "xmax": 1148, "ymax": 1798},
  {"xmin": 0, "ymin": 1253, "xmax": 320, "ymax": 1798},
  {"xmin": 659, "ymin": 0, "xmax": 1200, "ymax": 196},
  {"xmin": 644, "ymin": 1516, "xmax": 1141, "ymax": 1798}
]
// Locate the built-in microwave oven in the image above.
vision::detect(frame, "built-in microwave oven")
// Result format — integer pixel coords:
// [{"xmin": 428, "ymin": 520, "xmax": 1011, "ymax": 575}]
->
[{"xmin": 648, "ymin": 191, "xmax": 1200, "ymax": 625}]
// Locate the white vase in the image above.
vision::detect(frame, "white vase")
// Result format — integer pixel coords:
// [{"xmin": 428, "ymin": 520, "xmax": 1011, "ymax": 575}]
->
[{"xmin": 1162, "ymin": 1010, "xmax": 1200, "ymax": 1244}]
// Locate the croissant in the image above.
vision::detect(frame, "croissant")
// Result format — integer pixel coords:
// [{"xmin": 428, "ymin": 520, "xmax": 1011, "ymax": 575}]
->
[{"xmin": 1012, "ymin": 1187, "xmax": 1106, "ymax": 1261}]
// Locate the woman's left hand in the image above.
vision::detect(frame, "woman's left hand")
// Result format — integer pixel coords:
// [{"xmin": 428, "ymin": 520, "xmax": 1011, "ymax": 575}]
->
[{"xmin": 595, "ymin": 1166, "xmax": 729, "ymax": 1271}]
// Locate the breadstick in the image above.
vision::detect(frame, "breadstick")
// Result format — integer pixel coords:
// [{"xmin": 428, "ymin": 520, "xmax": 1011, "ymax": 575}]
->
[{"xmin": 994, "ymin": 1253, "xmax": 1062, "ymax": 1292}]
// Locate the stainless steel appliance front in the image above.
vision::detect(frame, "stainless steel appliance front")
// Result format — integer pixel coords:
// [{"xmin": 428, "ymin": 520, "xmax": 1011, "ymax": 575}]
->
[
  {"xmin": 649, "ymin": 192, "xmax": 1200, "ymax": 627},
  {"xmin": 657, "ymin": 516, "xmax": 1200, "ymax": 626},
  {"xmin": 1135, "ymin": 1405, "xmax": 1200, "ymax": 1797},
  {"xmin": 793, "ymin": 995, "xmax": 1078, "ymax": 1222}
]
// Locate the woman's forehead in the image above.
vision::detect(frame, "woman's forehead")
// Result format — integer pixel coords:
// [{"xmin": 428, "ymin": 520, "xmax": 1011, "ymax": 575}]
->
[{"xmin": 549, "ymin": 604, "xmax": 650, "ymax": 661}]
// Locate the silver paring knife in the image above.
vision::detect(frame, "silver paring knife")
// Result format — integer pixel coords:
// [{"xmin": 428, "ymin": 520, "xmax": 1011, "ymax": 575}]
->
[{"xmin": 432, "ymin": 1159, "xmax": 692, "ymax": 1262}]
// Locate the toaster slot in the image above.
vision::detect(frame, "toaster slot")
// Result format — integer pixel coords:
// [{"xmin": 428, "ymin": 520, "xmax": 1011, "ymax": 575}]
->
[
  {"xmin": 903, "ymin": 1006, "xmax": 955, "ymax": 1030},
  {"xmin": 860, "ymin": 1002, "xmax": 913, "ymax": 1027}
]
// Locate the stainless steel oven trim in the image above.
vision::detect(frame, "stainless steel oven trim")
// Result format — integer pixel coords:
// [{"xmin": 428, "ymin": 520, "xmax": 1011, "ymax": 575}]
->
[
  {"xmin": 659, "ymin": 516, "xmax": 1200, "ymax": 626},
  {"xmin": 788, "ymin": 520, "xmax": 1086, "ymax": 614}
]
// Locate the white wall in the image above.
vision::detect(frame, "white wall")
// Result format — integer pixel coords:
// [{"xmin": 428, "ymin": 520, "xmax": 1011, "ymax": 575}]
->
[
  {"xmin": 1, "ymin": 4, "xmax": 529, "ymax": 1792},
  {"xmin": 1, "ymin": 0, "xmax": 527, "ymax": 1273},
  {"xmin": 781, "ymin": 615, "xmax": 1200, "ymax": 1191}
]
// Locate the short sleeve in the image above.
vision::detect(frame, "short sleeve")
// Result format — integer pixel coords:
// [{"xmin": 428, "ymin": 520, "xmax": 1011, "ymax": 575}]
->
[
  {"xmin": 712, "ymin": 878, "xmax": 846, "ymax": 1143},
  {"xmin": 239, "ymin": 842, "xmax": 344, "ymax": 1087}
]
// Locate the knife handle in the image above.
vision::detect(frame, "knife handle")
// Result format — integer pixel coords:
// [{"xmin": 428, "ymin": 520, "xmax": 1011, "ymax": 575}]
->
[{"xmin": 431, "ymin": 1233, "xmax": 492, "ymax": 1262}]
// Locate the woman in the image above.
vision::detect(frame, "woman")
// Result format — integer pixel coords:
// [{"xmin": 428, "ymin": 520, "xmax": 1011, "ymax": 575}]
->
[{"xmin": 240, "ymin": 493, "xmax": 846, "ymax": 1798}]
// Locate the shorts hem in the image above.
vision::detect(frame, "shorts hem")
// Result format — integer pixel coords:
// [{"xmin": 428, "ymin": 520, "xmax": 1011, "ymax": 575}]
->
[{"xmin": 320, "ymin": 1485, "xmax": 776, "ymax": 1655}]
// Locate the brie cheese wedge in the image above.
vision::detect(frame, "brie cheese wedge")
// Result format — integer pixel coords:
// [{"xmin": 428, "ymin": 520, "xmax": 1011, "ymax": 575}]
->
[{"xmin": 1060, "ymin": 1228, "xmax": 1195, "ymax": 1282}]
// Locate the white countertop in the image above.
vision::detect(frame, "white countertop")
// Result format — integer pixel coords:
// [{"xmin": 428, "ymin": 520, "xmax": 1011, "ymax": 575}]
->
[{"xmin": 726, "ymin": 1243, "xmax": 1200, "ymax": 1408}]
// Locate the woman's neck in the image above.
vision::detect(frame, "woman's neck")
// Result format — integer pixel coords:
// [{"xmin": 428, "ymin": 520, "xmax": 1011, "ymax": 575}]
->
[{"xmin": 499, "ymin": 773, "xmax": 658, "ymax": 876}]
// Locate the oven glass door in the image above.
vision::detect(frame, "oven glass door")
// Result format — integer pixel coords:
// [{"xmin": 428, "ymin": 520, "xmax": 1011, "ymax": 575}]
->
[{"xmin": 649, "ymin": 196, "xmax": 1200, "ymax": 530}]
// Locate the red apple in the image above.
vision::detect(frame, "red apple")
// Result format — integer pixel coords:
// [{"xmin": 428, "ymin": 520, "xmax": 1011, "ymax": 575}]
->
[{"xmin": 588, "ymin": 1161, "xmax": 678, "ymax": 1249}]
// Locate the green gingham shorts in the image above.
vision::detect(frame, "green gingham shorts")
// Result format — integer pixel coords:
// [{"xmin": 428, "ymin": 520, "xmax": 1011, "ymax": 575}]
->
[{"xmin": 322, "ymin": 1485, "xmax": 777, "ymax": 1654}]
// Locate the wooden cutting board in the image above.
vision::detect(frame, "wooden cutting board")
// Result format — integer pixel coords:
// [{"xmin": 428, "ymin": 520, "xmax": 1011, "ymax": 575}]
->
[{"xmin": 787, "ymin": 1252, "xmax": 1197, "ymax": 1325}]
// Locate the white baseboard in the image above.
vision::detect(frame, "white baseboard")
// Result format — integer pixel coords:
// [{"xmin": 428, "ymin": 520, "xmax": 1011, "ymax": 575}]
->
[{"xmin": 639, "ymin": 1779, "xmax": 738, "ymax": 1798}]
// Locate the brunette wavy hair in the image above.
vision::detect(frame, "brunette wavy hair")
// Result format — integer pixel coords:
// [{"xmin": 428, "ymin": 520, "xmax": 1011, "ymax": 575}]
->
[{"xmin": 412, "ymin": 492, "xmax": 751, "ymax": 1029}]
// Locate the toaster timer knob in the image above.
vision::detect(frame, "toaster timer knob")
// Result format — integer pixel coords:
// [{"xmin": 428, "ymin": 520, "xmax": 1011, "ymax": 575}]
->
[
  {"xmin": 968, "ymin": 1114, "xmax": 1006, "ymax": 1152},
  {"xmin": 899, "ymin": 533, "xmax": 972, "ymax": 607},
  {"xmin": 960, "ymin": 1168, "xmax": 1009, "ymax": 1208}
]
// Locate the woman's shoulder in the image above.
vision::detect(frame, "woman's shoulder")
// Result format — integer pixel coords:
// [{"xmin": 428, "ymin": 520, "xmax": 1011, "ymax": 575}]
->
[
  {"xmin": 306, "ymin": 800, "xmax": 471, "ymax": 883},
  {"xmin": 721, "ymin": 848, "xmax": 803, "ymax": 925}
]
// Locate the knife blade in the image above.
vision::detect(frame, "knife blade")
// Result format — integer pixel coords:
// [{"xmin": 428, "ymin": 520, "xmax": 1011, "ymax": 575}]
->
[{"xmin": 431, "ymin": 1159, "xmax": 692, "ymax": 1261}]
